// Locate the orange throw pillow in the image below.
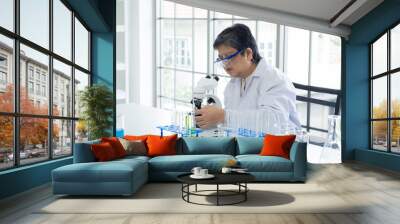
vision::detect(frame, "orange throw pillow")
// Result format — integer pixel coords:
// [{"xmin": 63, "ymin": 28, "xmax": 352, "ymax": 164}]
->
[
  {"xmin": 101, "ymin": 137, "xmax": 127, "ymax": 158},
  {"xmin": 91, "ymin": 142, "xmax": 117, "ymax": 161},
  {"xmin": 259, "ymin": 134, "xmax": 296, "ymax": 159},
  {"xmin": 146, "ymin": 134, "xmax": 177, "ymax": 157},
  {"xmin": 124, "ymin": 135, "xmax": 149, "ymax": 141}
]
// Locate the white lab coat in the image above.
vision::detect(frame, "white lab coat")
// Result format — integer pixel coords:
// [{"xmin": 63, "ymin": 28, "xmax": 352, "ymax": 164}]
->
[{"xmin": 223, "ymin": 58, "xmax": 301, "ymax": 134}]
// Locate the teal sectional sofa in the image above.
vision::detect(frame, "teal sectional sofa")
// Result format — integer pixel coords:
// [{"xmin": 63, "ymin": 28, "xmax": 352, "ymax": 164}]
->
[{"xmin": 52, "ymin": 137, "xmax": 307, "ymax": 196}]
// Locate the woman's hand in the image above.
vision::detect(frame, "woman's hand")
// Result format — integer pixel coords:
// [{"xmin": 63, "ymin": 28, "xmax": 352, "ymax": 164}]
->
[{"xmin": 195, "ymin": 106, "xmax": 225, "ymax": 129}]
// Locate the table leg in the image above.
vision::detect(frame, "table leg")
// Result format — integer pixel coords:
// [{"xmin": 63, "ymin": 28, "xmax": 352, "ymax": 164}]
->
[
  {"xmin": 217, "ymin": 184, "xmax": 219, "ymax": 206},
  {"xmin": 195, "ymin": 184, "xmax": 198, "ymax": 192},
  {"xmin": 187, "ymin": 184, "xmax": 190, "ymax": 202},
  {"xmin": 245, "ymin": 183, "xmax": 247, "ymax": 201}
]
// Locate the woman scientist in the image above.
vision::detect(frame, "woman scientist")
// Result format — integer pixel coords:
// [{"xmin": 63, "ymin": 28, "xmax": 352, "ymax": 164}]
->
[{"xmin": 195, "ymin": 23, "xmax": 301, "ymax": 132}]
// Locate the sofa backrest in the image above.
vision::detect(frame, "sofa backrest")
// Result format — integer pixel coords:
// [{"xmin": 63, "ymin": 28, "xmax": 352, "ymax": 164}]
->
[
  {"xmin": 235, "ymin": 137, "xmax": 264, "ymax": 155},
  {"xmin": 73, "ymin": 139, "xmax": 100, "ymax": 163},
  {"xmin": 178, "ymin": 137, "xmax": 236, "ymax": 155}
]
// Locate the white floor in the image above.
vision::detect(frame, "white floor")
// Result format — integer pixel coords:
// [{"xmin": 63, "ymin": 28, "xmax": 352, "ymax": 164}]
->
[{"xmin": 307, "ymin": 143, "xmax": 341, "ymax": 164}]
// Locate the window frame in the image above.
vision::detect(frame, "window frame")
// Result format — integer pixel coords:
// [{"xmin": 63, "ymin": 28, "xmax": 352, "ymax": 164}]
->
[
  {"xmin": 369, "ymin": 20, "xmax": 400, "ymax": 154},
  {"xmin": 0, "ymin": 0, "xmax": 92, "ymax": 171}
]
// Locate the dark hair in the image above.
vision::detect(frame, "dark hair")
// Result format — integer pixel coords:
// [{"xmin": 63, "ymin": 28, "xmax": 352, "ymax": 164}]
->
[{"xmin": 213, "ymin": 23, "xmax": 262, "ymax": 64}]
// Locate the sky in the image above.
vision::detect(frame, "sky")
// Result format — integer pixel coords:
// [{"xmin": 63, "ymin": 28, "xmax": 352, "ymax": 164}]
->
[{"xmin": 0, "ymin": 0, "xmax": 89, "ymax": 72}]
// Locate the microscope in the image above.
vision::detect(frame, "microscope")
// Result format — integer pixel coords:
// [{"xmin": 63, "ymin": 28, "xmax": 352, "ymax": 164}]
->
[{"xmin": 191, "ymin": 75, "xmax": 222, "ymax": 129}]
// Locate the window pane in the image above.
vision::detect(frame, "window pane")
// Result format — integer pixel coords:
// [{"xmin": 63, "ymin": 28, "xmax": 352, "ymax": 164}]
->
[
  {"xmin": 161, "ymin": 69, "xmax": 174, "ymax": 99},
  {"xmin": 310, "ymin": 103, "xmax": 332, "ymax": 130},
  {"xmin": 372, "ymin": 121, "xmax": 387, "ymax": 151},
  {"xmin": 53, "ymin": 59, "xmax": 72, "ymax": 117},
  {"xmin": 372, "ymin": 33, "xmax": 387, "ymax": 76},
  {"xmin": 391, "ymin": 24, "xmax": 400, "ymax": 70},
  {"xmin": 175, "ymin": 3, "xmax": 192, "ymax": 18},
  {"xmin": 75, "ymin": 120, "xmax": 88, "ymax": 143},
  {"xmin": 161, "ymin": 0, "xmax": 174, "ymax": 18},
  {"xmin": 74, "ymin": 69, "xmax": 89, "ymax": 118},
  {"xmin": 75, "ymin": 18, "xmax": 89, "ymax": 70},
  {"xmin": 214, "ymin": 20, "xmax": 232, "ymax": 38},
  {"xmin": 160, "ymin": 97, "xmax": 174, "ymax": 110},
  {"xmin": 194, "ymin": 8, "xmax": 207, "ymax": 18},
  {"xmin": 53, "ymin": 0, "xmax": 72, "ymax": 60},
  {"xmin": 20, "ymin": 0, "xmax": 49, "ymax": 49},
  {"xmin": 194, "ymin": 20, "xmax": 207, "ymax": 73},
  {"xmin": 295, "ymin": 88, "xmax": 308, "ymax": 98},
  {"xmin": 372, "ymin": 77, "xmax": 387, "ymax": 119},
  {"xmin": 296, "ymin": 101, "xmax": 307, "ymax": 126},
  {"xmin": 176, "ymin": 101, "xmax": 191, "ymax": 111},
  {"xmin": 0, "ymin": 0, "xmax": 13, "ymax": 31},
  {"xmin": 258, "ymin": 22, "xmax": 277, "ymax": 67},
  {"xmin": 391, "ymin": 120, "xmax": 400, "ymax": 153},
  {"xmin": 310, "ymin": 92, "xmax": 338, "ymax": 103},
  {"xmin": 53, "ymin": 119, "xmax": 72, "ymax": 158},
  {"xmin": 161, "ymin": 20, "xmax": 174, "ymax": 68},
  {"xmin": 0, "ymin": 35, "xmax": 14, "ymax": 113},
  {"xmin": 20, "ymin": 44, "xmax": 49, "ymax": 115},
  {"xmin": 214, "ymin": 12, "xmax": 232, "ymax": 19},
  {"xmin": 391, "ymin": 72, "xmax": 400, "ymax": 118},
  {"xmin": 20, "ymin": 117, "xmax": 49, "ymax": 165},
  {"xmin": 175, "ymin": 71, "xmax": 192, "ymax": 102},
  {"xmin": 310, "ymin": 32, "xmax": 341, "ymax": 89},
  {"xmin": 0, "ymin": 116, "xmax": 13, "ymax": 170},
  {"xmin": 285, "ymin": 27, "xmax": 310, "ymax": 85},
  {"xmin": 175, "ymin": 20, "xmax": 192, "ymax": 70}
]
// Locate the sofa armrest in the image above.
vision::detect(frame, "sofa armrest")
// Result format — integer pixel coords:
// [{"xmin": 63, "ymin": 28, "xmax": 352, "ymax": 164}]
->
[
  {"xmin": 73, "ymin": 140, "xmax": 100, "ymax": 163},
  {"xmin": 289, "ymin": 141, "xmax": 307, "ymax": 181}
]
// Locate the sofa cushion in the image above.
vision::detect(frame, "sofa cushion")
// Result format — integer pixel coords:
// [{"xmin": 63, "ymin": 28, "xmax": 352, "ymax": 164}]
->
[
  {"xmin": 148, "ymin": 154, "xmax": 235, "ymax": 172},
  {"xmin": 180, "ymin": 137, "xmax": 236, "ymax": 155},
  {"xmin": 236, "ymin": 137, "xmax": 264, "ymax": 155},
  {"xmin": 260, "ymin": 134, "xmax": 296, "ymax": 159},
  {"xmin": 52, "ymin": 159, "xmax": 147, "ymax": 183},
  {"xmin": 119, "ymin": 138, "xmax": 147, "ymax": 156},
  {"xmin": 91, "ymin": 142, "xmax": 118, "ymax": 161},
  {"xmin": 236, "ymin": 155, "xmax": 293, "ymax": 172},
  {"xmin": 147, "ymin": 134, "xmax": 178, "ymax": 157},
  {"xmin": 101, "ymin": 137, "xmax": 127, "ymax": 158}
]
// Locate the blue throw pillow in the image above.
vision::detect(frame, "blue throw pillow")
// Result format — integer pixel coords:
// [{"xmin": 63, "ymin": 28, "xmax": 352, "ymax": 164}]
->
[{"xmin": 236, "ymin": 137, "xmax": 264, "ymax": 155}]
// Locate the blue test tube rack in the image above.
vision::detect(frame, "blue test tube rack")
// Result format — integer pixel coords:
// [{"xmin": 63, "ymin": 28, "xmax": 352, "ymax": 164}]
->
[{"xmin": 157, "ymin": 125, "xmax": 203, "ymax": 137}]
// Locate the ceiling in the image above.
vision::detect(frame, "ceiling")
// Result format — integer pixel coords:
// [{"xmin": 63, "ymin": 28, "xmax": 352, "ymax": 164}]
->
[{"xmin": 223, "ymin": 0, "xmax": 383, "ymax": 26}]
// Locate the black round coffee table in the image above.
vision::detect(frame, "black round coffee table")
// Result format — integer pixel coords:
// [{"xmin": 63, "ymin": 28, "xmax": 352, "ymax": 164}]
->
[{"xmin": 177, "ymin": 172, "xmax": 255, "ymax": 206}]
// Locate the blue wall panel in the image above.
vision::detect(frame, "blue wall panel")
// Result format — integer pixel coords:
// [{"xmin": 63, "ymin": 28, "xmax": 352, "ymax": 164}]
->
[
  {"xmin": 0, "ymin": 158, "xmax": 72, "ymax": 199},
  {"xmin": 91, "ymin": 32, "xmax": 115, "ymax": 135},
  {"xmin": 344, "ymin": 0, "xmax": 400, "ymax": 171}
]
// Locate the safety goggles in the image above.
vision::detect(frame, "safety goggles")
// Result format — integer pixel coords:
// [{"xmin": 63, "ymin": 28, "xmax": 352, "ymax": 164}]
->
[{"xmin": 214, "ymin": 49, "xmax": 243, "ymax": 68}]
